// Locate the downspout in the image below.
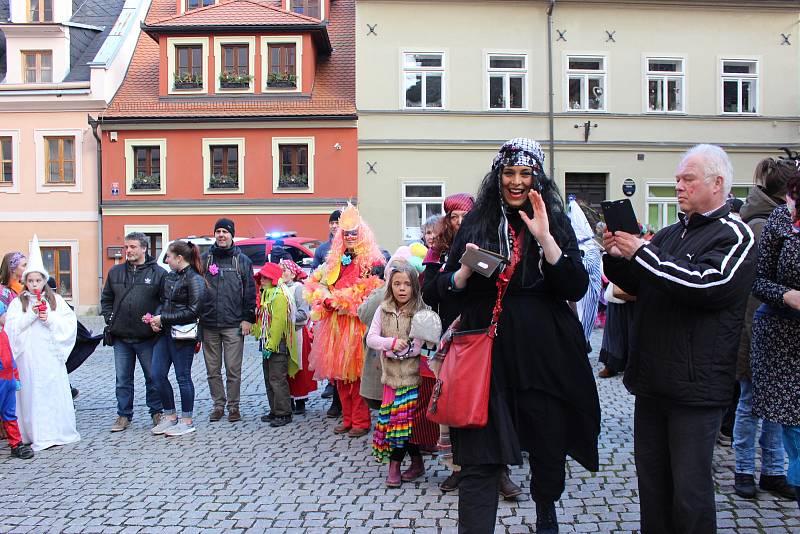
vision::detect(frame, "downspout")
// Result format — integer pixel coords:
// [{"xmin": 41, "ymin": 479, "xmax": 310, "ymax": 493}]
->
[
  {"xmin": 89, "ymin": 115, "xmax": 104, "ymax": 301},
  {"xmin": 546, "ymin": 0, "xmax": 556, "ymax": 180}
]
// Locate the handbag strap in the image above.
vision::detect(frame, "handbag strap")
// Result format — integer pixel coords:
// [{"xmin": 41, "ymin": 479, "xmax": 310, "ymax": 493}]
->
[{"xmin": 489, "ymin": 225, "xmax": 523, "ymax": 337}]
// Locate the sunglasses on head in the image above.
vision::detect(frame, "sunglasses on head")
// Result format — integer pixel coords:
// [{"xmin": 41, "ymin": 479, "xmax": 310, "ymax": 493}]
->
[{"xmin": 343, "ymin": 229, "xmax": 359, "ymax": 238}]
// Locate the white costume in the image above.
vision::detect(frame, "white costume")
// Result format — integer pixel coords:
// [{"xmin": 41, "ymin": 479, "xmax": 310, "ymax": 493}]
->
[
  {"xmin": 568, "ymin": 199, "xmax": 603, "ymax": 344},
  {"xmin": 4, "ymin": 235, "xmax": 79, "ymax": 451}
]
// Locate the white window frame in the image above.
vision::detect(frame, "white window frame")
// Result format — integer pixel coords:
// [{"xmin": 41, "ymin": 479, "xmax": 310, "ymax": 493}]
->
[
  {"xmin": 719, "ymin": 57, "xmax": 760, "ymax": 115},
  {"xmin": 123, "ymin": 224, "xmax": 170, "ymax": 264},
  {"xmin": 214, "ymin": 36, "xmax": 256, "ymax": 94},
  {"xmin": 0, "ymin": 130, "xmax": 21, "ymax": 193},
  {"xmin": 485, "ymin": 52, "xmax": 528, "ymax": 111},
  {"xmin": 643, "ymin": 55, "xmax": 686, "ymax": 114},
  {"xmin": 271, "ymin": 136, "xmax": 315, "ymax": 194},
  {"xmin": 202, "ymin": 137, "xmax": 245, "ymax": 195},
  {"xmin": 285, "ymin": 0, "xmax": 325, "ymax": 20},
  {"xmin": 37, "ymin": 238, "xmax": 79, "ymax": 307},
  {"xmin": 179, "ymin": 0, "xmax": 217, "ymax": 15},
  {"xmin": 564, "ymin": 53, "xmax": 607, "ymax": 112},
  {"xmin": 167, "ymin": 37, "xmax": 209, "ymax": 95},
  {"xmin": 124, "ymin": 138, "xmax": 167, "ymax": 196},
  {"xmin": 401, "ymin": 181, "xmax": 445, "ymax": 242},
  {"xmin": 261, "ymin": 36, "xmax": 303, "ymax": 94},
  {"xmin": 400, "ymin": 50, "xmax": 446, "ymax": 110},
  {"xmin": 34, "ymin": 128, "xmax": 82, "ymax": 193}
]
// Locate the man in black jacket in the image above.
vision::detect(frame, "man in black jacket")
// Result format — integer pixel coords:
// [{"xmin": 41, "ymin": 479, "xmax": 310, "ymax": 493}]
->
[
  {"xmin": 603, "ymin": 144, "xmax": 756, "ymax": 534},
  {"xmin": 100, "ymin": 232, "xmax": 166, "ymax": 432},
  {"xmin": 201, "ymin": 218, "xmax": 256, "ymax": 423}
]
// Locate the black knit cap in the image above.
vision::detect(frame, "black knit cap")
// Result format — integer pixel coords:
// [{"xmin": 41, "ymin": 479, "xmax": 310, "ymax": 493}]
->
[
  {"xmin": 214, "ymin": 218, "xmax": 235, "ymax": 237},
  {"xmin": 329, "ymin": 210, "xmax": 342, "ymax": 223}
]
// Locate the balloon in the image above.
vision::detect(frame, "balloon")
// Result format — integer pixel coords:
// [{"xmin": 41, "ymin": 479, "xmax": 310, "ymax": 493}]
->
[
  {"xmin": 408, "ymin": 256, "xmax": 423, "ymax": 272},
  {"xmin": 409, "ymin": 242, "xmax": 427, "ymax": 258}
]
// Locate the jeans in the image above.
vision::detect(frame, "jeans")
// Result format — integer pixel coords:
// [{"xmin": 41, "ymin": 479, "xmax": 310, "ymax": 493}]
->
[
  {"xmin": 634, "ymin": 395, "xmax": 726, "ymax": 534},
  {"xmin": 733, "ymin": 379, "xmax": 785, "ymax": 476},
  {"xmin": 113, "ymin": 338, "xmax": 162, "ymax": 419},
  {"xmin": 782, "ymin": 426, "xmax": 800, "ymax": 486},
  {"xmin": 152, "ymin": 334, "xmax": 195, "ymax": 418}
]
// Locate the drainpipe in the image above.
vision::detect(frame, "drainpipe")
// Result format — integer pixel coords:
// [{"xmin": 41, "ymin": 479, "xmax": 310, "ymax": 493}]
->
[
  {"xmin": 88, "ymin": 115, "xmax": 104, "ymax": 301},
  {"xmin": 546, "ymin": 0, "xmax": 556, "ymax": 180}
]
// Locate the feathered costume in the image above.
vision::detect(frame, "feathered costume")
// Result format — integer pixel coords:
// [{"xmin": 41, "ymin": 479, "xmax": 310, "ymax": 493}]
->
[{"xmin": 304, "ymin": 204, "xmax": 385, "ymax": 383}]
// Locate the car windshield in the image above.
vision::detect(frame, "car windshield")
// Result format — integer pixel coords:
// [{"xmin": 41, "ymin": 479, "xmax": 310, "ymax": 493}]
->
[
  {"xmin": 238, "ymin": 244, "xmax": 266, "ymax": 266},
  {"xmin": 301, "ymin": 239, "xmax": 322, "ymax": 254}
]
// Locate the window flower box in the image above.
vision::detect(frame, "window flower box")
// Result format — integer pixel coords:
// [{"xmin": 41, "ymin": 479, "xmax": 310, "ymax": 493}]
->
[
  {"xmin": 267, "ymin": 72, "xmax": 297, "ymax": 89},
  {"xmin": 173, "ymin": 72, "xmax": 203, "ymax": 90},
  {"xmin": 219, "ymin": 72, "xmax": 253, "ymax": 89},
  {"xmin": 278, "ymin": 173, "xmax": 308, "ymax": 189},
  {"xmin": 132, "ymin": 174, "xmax": 161, "ymax": 190},
  {"xmin": 209, "ymin": 174, "xmax": 239, "ymax": 189}
]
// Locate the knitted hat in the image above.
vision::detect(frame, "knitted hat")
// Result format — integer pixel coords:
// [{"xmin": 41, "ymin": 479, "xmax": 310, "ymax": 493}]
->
[
  {"xmin": 22, "ymin": 234, "xmax": 49, "ymax": 281},
  {"xmin": 214, "ymin": 218, "xmax": 235, "ymax": 237},
  {"xmin": 255, "ymin": 262, "xmax": 282, "ymax": 286},
  {"xmin": 409, "ymin": 309, "xmax": 442, "ymax": 344},
  {"xmin": 329, "ymin": 209, "xmax": 342, "ymax": 223},
  {"xmin": 444, "ymin": 193, "xmax": 475, "ymax": 214}
]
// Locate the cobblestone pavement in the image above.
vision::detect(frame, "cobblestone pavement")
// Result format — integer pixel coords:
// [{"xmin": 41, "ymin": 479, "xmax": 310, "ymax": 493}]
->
[{"xmin": 1, "ymin": 320, "xmax": 798, "ymax": 533}]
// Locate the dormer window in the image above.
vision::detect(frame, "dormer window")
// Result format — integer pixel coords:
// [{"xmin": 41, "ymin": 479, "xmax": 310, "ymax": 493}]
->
[
  {"xmin": 267, "ymin": 43, "xmax": 297, "ymax": 89},
  {"xmin": 186, "ymin": 0, "xmax": 215, "ymax": 11},
  {"xmin": 289, "ymin": 0, "xmax": 321, "ymax": 20},
  {"xmin": 22, "ymin": 51, "xmax": 53, "ymax": 83},
  {"xmin": 175, "ymin": 45, "xmax": 203, "ymax": 89},
  {"xmin": 28, "ymin": 0, "xmax": 53, "ymax": 23}
]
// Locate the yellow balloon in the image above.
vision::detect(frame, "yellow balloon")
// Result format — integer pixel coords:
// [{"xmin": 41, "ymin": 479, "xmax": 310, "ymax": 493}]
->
[{"xmin": 410, "ymin": 242, "xmax": 427, "ymax": 258}]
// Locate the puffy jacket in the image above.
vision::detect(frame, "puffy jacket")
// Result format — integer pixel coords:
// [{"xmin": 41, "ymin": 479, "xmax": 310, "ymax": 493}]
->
[
  {"xmin": 200, "ymin": 244, "xmax": 256, "ymax": 328},
  {"xmin": 100, "ymin": 257, "xmax": 165, "ymax": 341},
  {"xmin": 158, "ymin": 266, "xmax": 206, "ymax": 327},
  {"xmin": 312, "ymin": 237, "xmax": 333, "ymax": 269},
  {"xmin": 603, "ymin": 204, "xmax": 756, "ymax": 407}
]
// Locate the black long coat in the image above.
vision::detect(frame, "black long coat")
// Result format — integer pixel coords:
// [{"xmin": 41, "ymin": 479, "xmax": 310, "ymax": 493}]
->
[{"xmin": 438, "ymin": 210, "xmax": 601, "ymax": 471}]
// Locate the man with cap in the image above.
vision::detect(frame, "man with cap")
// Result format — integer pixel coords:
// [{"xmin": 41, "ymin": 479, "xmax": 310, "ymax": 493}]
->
[{"xmin": 201, "ymin": 218, "xmax": 257, "ymax": 422}]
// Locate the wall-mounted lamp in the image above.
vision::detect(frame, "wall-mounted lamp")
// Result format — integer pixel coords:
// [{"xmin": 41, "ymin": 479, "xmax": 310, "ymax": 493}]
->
[
  {"xmin": 333, "ymin": 143, "xmax": 342, "ymax": 150},
  {"xmin": 109, "ymin": 131, "xmax": 118, "ymax": 142}
]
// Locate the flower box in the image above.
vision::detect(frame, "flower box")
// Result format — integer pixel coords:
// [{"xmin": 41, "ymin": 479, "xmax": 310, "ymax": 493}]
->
[
  {"xmin": 132, "ymin": 176, "xmax": 161, "ymax": 190},
  {"xmin": 220, "ymin": 81, "xmax": 250, "ymax": 89},
  {"xmin": 209, "ymin": 175, "xmax": 239, "ymax": 190},
  {"xmin": 278, "ymin": 174, "xmax": 308, "ymax": 189}
]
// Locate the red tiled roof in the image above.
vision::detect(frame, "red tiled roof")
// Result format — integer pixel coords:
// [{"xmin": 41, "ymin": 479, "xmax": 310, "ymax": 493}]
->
[
  {"xmin": 147, "ymin": 0, "xmax": 321, "ymax": 28},
  {"xmin": 102, "ymin": 0, "xmax": 354, "ymax": 120}
]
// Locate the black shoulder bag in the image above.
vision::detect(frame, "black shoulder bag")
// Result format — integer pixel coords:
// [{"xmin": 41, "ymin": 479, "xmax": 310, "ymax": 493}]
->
[{"xmin": 103, "ymin": 280, "xmax": 137, "ymax": 347}]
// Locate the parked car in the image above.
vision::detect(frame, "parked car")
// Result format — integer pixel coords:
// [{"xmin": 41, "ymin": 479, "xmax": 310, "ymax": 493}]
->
[
  {"xmin": 157, "ymin": 235, "xmax": 247, "ymax": 271},
  {"xmin": 236, "ymin": 232, "xmax": 322, "ymax": 274}
]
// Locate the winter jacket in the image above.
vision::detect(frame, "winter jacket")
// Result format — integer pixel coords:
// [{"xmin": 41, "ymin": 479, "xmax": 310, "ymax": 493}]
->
[
  {"xmin": 603, "ymin": 204, "xmax": 756, "ymax": 407},
  {"xmin": 200, "ymin": 244, "xmax": 256, "ymax": 329},
  {"xmin": 736, "ymin": 186, "xmax": 785, "ymax": 380},
  {"xmin": 158, "ymin": 266, "xmax": 206, "ymax": 328},
  {"xmin": 312, "ymin": 237, "xmax": 333, "ymax": 269},
  {"xmin": 100, "ymin": 257, "xmax": 165, "ymax": 341}
]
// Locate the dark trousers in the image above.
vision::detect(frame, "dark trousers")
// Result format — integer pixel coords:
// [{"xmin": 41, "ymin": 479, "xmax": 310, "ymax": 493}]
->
[
  {"xmin": 390, "ymin": 443, "xmax": 420, "ymax": 462},
  {"xmin": 262, "ymin": 352, "xmax": 291, "ymax": 417},
  {"xmin": 634, "ymin": 396, "xmax": 726, "ymax": 534},
  {"xmin": 457, "ymin": 391, "xmax": 569, "ymax": 533}
]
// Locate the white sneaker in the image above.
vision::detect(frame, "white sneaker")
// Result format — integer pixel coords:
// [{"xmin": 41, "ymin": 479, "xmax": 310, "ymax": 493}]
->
[
  {"xmin": 164, "ymin": 421, "xmax": 196, "ymax": 437},
  {"xmin": 151, "ymin": 417, "xmax": 178, "ymax": 435}
]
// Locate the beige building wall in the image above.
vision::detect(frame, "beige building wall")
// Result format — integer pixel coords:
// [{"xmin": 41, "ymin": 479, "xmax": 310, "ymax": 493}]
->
[{"xmin": 357, "ymin": 0, "xmax": 800, "ymax": 251}]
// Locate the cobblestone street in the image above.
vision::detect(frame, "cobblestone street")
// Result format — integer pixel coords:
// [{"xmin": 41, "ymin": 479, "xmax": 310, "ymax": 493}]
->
[{"xmin": 1, "ymin": 321, "xmax": 798, "ymax": 533}]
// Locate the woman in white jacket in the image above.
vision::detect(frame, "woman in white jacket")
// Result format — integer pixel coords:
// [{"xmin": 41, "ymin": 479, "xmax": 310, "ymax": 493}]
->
[{"xmin": 5, "ymin": 236, "xmax": 79, "ymax": 451}]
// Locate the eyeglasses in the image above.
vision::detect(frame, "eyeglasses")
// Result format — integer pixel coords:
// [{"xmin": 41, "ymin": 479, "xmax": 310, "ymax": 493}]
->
[{"xmin": 343, "ymin": 229, "xmax": 359, "ymax": 238}]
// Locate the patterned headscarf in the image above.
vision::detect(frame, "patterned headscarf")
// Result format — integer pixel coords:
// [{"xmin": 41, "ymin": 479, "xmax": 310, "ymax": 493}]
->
[
  {"xmin": 443, "ymin": 193, "xmax": 474, "ymax": 215},
  {"xmin": 8, "ymin": 252, "xmax": 25, "ymax": 272},
  {"xmin": 492, "ymin": 138, "xmax": 546, "ymax": 260},
  {"xmin": 280, "ymin": 259, "xmax": 307, "ymax": 281}
]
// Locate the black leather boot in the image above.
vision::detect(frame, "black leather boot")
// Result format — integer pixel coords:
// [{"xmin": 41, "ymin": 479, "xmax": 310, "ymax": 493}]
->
[
  {"xmin": 535, "ymin": 501, "xmax": 559, "ymax": 534},
  {"xmin": 734, "ymin": 472, "xmax": 757, "ymax": 499}
]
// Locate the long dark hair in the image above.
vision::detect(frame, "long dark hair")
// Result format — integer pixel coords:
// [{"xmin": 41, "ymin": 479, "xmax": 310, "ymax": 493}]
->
[
  {"xmin": 458, "ymin": 167, "xmax": 568, "ymax": 254},
  {"xmin": 169, "ymin": 240, "xmax": 204, "ymax": 275}
]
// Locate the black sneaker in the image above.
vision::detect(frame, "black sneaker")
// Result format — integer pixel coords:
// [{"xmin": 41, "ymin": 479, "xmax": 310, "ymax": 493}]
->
[
  {"xmin": 269, "ymin": 415, "xmax": 292, "ymax": 427},
  {"xmin": 10, "ymin": 444, "xmax": 34, "ymax": 460},
  {"xmin": 535, "ymin": 501, "xmax": 559, "ymax": 534},
  {"xmin": 293, "ymin": 399, "xmax": 306, "ymax": 415},
  {"xmin": 321, "ymin": 383, "xmax": 335, "ymax": 399},
  {"xmin": 734, "ymin": 472, "xmax": 757, "ymax": 499},
  {"xmin": 759, "ymin": 474, "xmax": 795, "ymax": 500},
  {"xmin": 260, "ymin": 412, "xmax": 275, "ymax": 423}
]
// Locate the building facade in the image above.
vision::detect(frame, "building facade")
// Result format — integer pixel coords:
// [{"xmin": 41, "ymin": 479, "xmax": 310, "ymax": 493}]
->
[
  {"xmin": 98, "ymin": 0, "xmax": 356, "ymax": 275},
  {"xmin": 0, "ymin": 0, "xmax": 150, "ymax": 314},
  {"xmin": 356, "ymin": 0, "xmax": 800, "ymax": 250}
]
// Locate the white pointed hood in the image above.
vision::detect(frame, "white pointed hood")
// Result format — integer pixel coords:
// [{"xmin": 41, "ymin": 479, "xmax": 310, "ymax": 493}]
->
[{"xmin": 22, "ymin": 234, "xmax": 49, "ymax": 281}]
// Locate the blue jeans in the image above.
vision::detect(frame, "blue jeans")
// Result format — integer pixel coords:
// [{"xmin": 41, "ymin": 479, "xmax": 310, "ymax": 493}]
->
[
  {"xmin": 782, "ymin": 426, "xmax": 800, "ymax": 486},
  {"xmin": 113, "ymin": 338, "xmax": 162, "ymax": 419},
  {"xmin": 152, "ymin": 334, "xmax": 195, "ymax": 418},
  {"xmin": 733, "ymin": 379, "xmax": 785, "ymax": 476}
]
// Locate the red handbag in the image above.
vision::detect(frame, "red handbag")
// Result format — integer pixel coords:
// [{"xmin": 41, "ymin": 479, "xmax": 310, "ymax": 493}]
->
[{"xmin": 427, "ymin": 230, "xmax": 522, "ymax": 429}]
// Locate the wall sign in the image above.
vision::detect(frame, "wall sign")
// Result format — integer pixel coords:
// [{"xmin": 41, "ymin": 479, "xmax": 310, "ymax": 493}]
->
[
  {"xmin": 111, "ymin": 182, "xmax": 120, "ymax": 196},
  {"xmin": 622, "ymin": 178, "xmax": 636, "ymax": 197}
]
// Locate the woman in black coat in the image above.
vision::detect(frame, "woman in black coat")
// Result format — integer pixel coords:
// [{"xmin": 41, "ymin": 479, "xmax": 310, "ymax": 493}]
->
[{"xmin": 437, "ymin": 138, "xmax": 600, "ymax": 534}]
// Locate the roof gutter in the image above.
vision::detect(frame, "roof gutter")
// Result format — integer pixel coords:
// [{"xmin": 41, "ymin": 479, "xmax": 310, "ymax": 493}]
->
[
  {"xmin": 546, "ymin": 0, "xmax": 556, "ymax": 180},
  {"xmin": 98, "ymin": 113, "xmax": 358, "ymax": 124}
]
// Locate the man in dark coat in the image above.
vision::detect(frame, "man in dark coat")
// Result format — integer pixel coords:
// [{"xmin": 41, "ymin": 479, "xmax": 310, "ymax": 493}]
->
[
  {"xmin": 100, "ymin": 232, "xmax": 166, "ymax": 432},
  {"xmin": 201, "ymin": 218, "xmax": 257, "ymax": 423},
  {"xmin": 604, "ymin": 144, "xmax": 756, "ymax": 534}
]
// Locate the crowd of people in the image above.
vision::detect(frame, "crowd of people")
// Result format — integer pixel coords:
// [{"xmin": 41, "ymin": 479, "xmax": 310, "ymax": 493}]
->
[{"xmin": 1, "ymin": 138, "xmax": 799, "ymax": 534}]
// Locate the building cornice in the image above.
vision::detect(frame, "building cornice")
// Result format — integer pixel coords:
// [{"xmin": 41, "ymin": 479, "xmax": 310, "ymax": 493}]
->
[
  {"xmin": 98, "ymin": 113, "xmax": 358, "ymax": 125},
  {"xmin": 102, "ymin": 198, "xmax": 352, "ymax": 216},
  {"xmin": 359, "ymin": 139, "xmax": 800, "ymax": 152}
]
